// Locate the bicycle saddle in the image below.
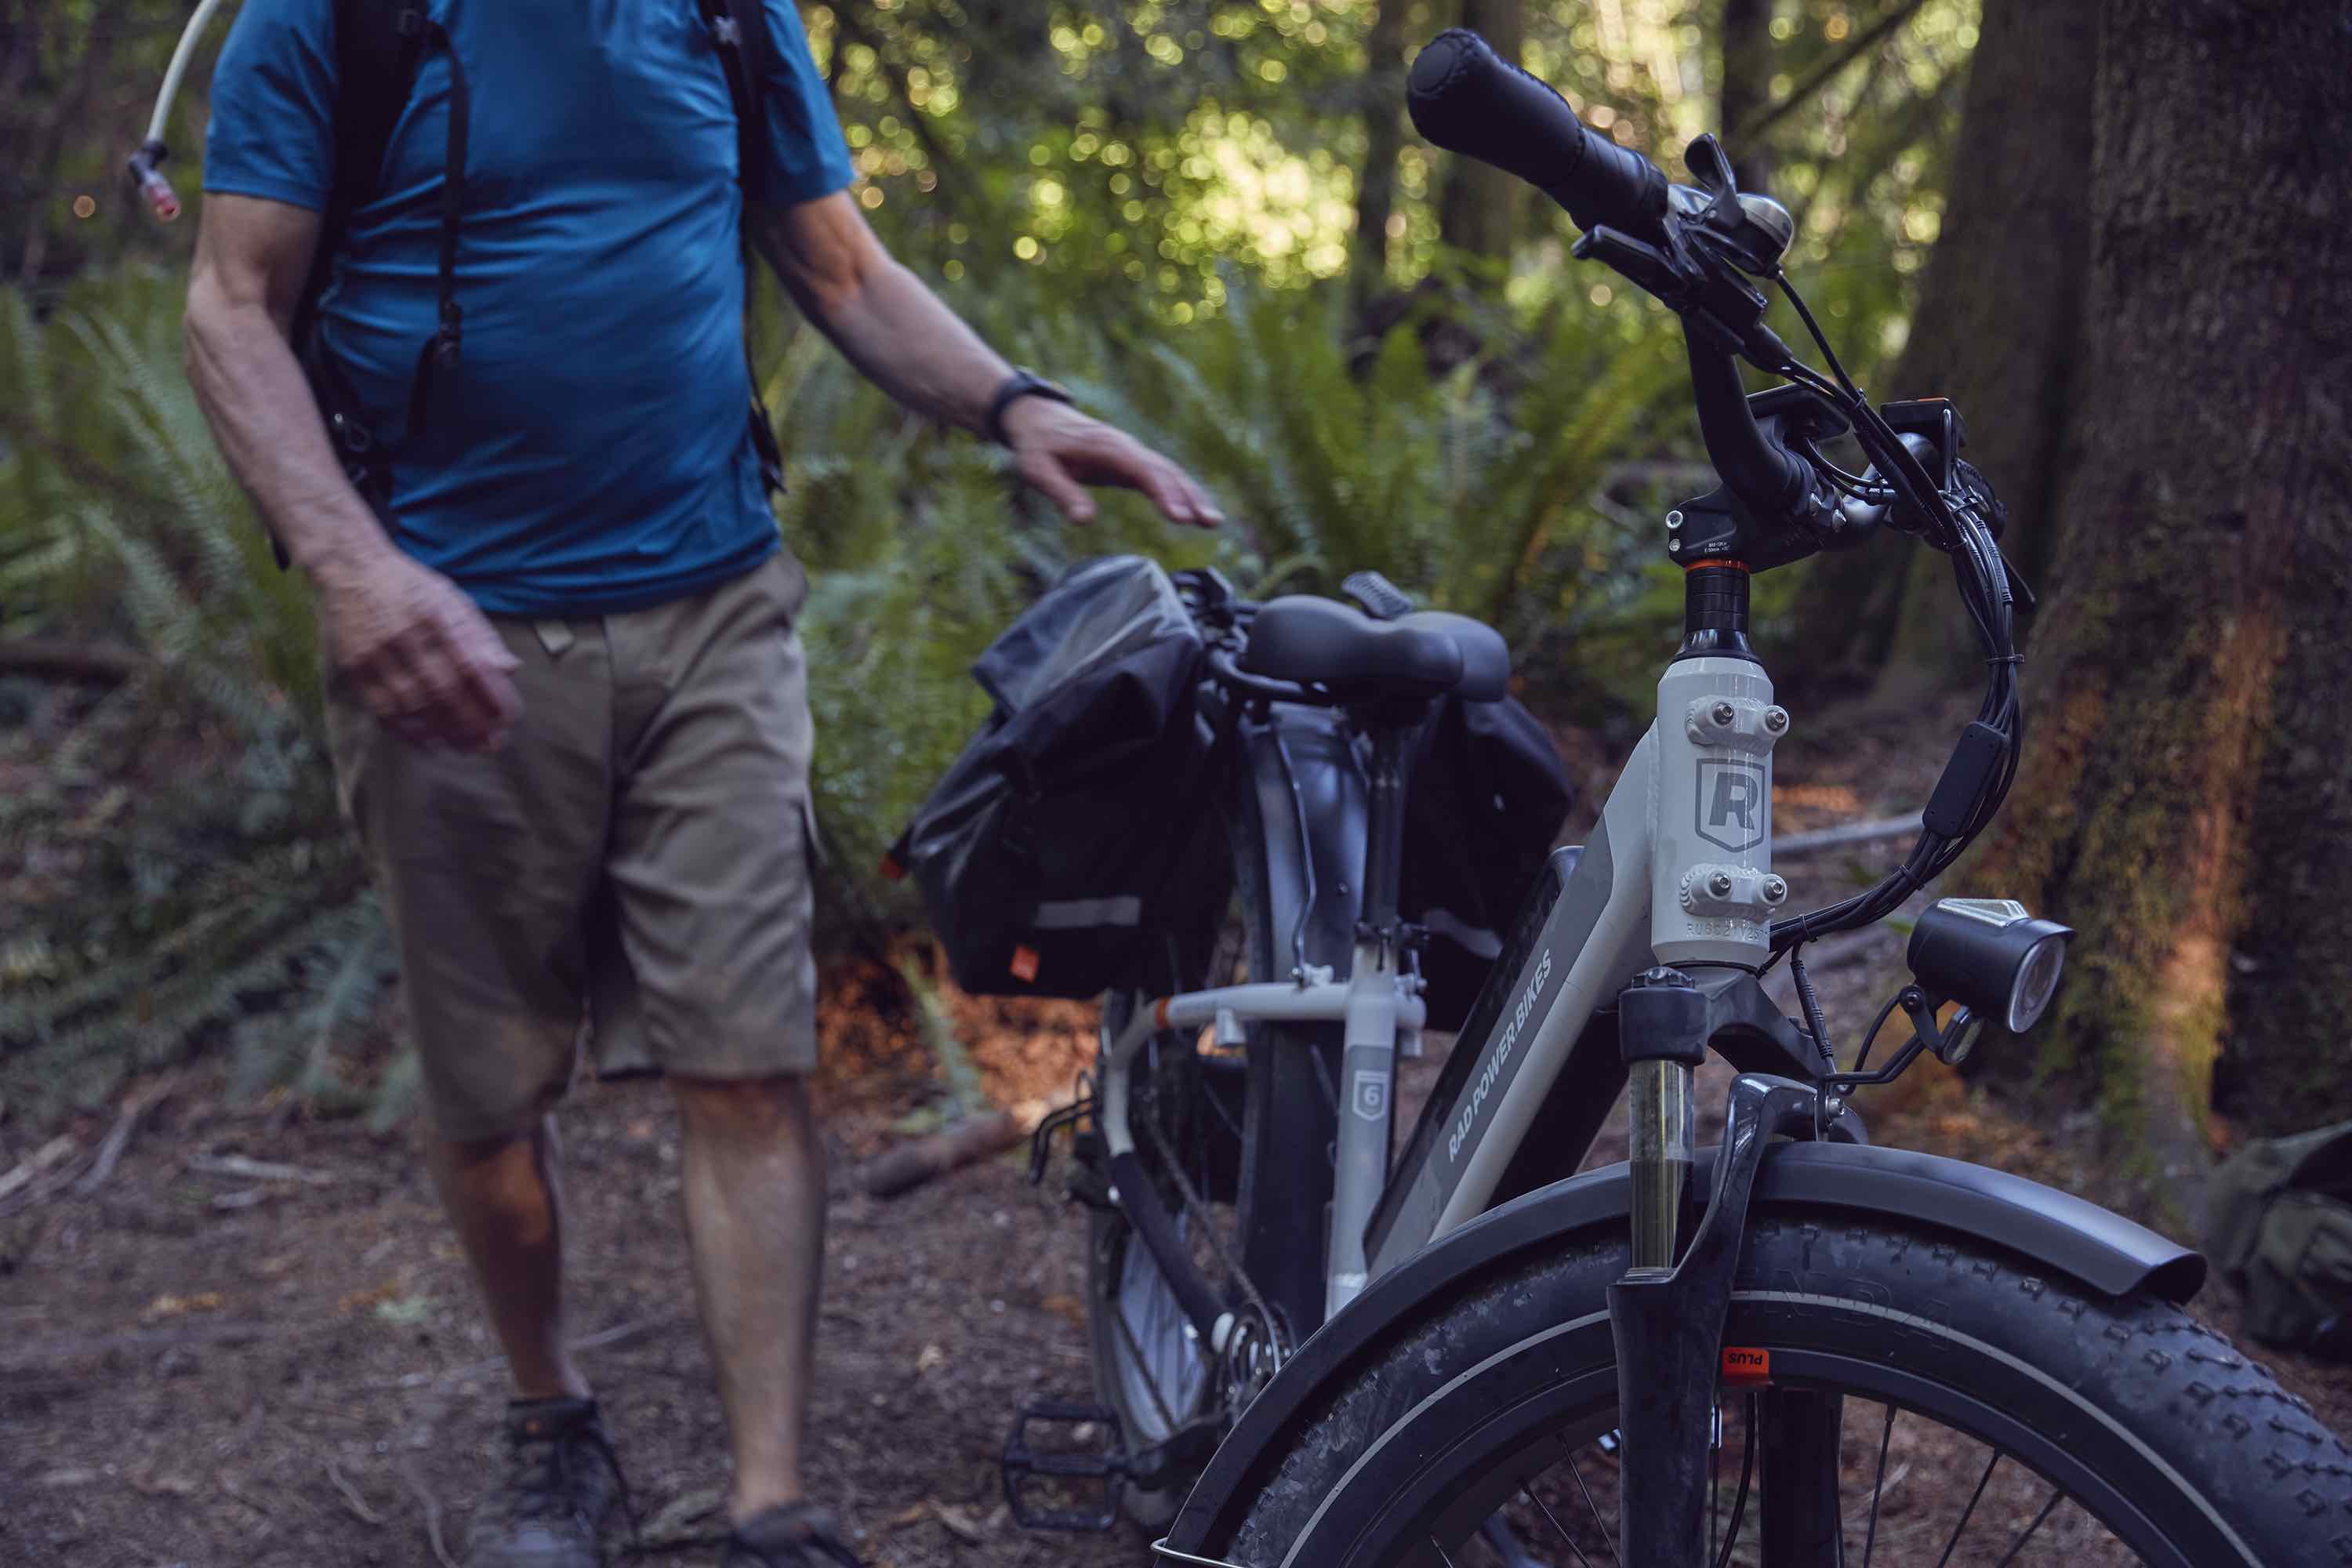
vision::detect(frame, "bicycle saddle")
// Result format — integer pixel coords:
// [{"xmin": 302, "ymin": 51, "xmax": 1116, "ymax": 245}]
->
[{"xmin": 1241, "ymin": 596, "xmax": 1511, "ymax": 702}]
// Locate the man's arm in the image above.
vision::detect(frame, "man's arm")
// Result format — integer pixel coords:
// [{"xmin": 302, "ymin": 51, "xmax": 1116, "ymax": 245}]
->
[
  {"xmin": 746, "ymin": 193, "xmax": 1221, "ymax": 527},
  {"xmin": 185, "ymin": 194, "xmax": 519, "ymax": 751}
]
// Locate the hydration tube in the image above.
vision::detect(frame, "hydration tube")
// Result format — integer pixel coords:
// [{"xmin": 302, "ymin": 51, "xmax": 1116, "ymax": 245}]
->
[{"xmin": 125, "ymin": 0, "xmax": 235, "ymax": 222}]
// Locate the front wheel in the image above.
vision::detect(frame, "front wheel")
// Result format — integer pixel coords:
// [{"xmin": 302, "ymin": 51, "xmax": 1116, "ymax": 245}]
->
[{"xmin": 1223, "ymin": 1212, "xmax": 2350, "ymax": 1567}]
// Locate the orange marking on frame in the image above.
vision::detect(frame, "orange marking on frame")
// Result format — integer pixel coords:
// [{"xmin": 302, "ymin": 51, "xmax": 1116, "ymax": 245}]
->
[
  {"xmin": 1683, "ymin": 557, "xmax": 1750, "ymax": 574},
  {"xmin": 1720, "ymin": 1346, "xmax": 1771, "ymax": 1385},
  {"xmin": 1154, "ymin": 996, "xmax": 1173, "ymax": 1029},
  {"xmin": 1010, "ymin": 946, "xmax": 1040, "ymax": 982}
]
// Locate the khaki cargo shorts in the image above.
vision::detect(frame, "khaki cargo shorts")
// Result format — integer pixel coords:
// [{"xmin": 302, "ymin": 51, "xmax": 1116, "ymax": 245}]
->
[{"xmin": 325, "ymin": 550, "xmax": 818, "ymax": 1142}]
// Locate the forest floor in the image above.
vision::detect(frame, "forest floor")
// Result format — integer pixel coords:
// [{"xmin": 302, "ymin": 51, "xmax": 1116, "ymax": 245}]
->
[{"xmin": 3, "ymin": 690, "xmax": 2349, "ymax": 1568}]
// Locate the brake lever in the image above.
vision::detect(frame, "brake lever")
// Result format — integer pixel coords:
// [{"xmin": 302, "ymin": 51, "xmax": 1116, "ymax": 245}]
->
[{"xmin": 1570, "ymin": 225, "xmax": 1688, "ymax": 304}]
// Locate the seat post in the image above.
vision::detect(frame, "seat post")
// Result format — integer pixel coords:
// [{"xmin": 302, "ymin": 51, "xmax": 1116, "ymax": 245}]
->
[{"xmin": 1359, "ymin": 710, "xmax": 1417, "ymax": 938}]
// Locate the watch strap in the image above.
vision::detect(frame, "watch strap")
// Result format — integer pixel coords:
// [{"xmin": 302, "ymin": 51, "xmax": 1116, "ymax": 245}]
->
[{"xmin": 985, "ymin": 368, "xmax": 1074, "ymax": 446}]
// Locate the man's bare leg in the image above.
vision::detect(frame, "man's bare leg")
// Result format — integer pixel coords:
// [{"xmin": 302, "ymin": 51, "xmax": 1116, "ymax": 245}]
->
[
  {"xmin": 671, "ymin": 1073, "xmax": 826, "ymax": 1525},
  {"xmin": 426, "ymin": 1114, "xmax": 589, "ymax": 1401}
]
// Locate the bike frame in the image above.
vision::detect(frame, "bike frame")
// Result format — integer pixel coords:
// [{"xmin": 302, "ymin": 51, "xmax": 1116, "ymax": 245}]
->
[{"xmin": 1098, "ymin": 630, "xmax": 1805, "ymax": 1323}]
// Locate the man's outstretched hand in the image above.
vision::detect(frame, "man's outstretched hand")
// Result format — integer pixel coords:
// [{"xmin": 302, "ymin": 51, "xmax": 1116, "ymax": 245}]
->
[{"xmin": 1000, "ymin": 397, "xmax": 1223, "ymax": 528}]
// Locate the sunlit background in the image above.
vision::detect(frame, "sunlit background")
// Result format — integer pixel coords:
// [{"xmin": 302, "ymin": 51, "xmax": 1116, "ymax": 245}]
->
[{"xmin": 0, "ymin": 0, "xmax": 1980, "ymax": 1120}]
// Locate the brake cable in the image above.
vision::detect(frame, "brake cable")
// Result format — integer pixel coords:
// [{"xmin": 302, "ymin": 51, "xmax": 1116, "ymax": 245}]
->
[{"xmin": 1735, "ymin": 267, "xmax": 2025, "ymax": 956}]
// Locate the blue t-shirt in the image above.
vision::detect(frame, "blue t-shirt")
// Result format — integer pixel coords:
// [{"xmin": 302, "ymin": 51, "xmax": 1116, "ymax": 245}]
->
[{"xmin": 205, "ymin": 0, "xmax": 855, "ymax": 615}]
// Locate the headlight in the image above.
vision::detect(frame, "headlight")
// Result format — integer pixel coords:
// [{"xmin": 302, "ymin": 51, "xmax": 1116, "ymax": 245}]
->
[{"xmin": 1907, "ymin": 898, "xmax": 2074, "ymax": 1033}]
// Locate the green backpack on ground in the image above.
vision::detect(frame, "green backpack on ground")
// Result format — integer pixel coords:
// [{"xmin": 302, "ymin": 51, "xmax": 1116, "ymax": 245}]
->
[{"xmin": 2205, "ymin": 1120, "xmax": 2352, "ymax": 1359}]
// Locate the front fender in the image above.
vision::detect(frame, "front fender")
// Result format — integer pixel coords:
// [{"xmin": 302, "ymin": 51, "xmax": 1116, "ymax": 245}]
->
[{"xmin": 1168, "ymin": 1140, "xmax": 2204, "ymax": 1552}]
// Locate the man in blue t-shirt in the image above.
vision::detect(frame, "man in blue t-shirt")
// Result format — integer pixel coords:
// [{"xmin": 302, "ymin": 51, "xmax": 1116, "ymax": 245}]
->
[{"xmin": 186, "ymin": 4, "xmax": 1219, "ymax": 1565}]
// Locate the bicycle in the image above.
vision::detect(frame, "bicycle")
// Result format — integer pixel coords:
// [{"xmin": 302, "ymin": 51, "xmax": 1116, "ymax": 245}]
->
[{"xmin": 1000, "ymin": 29, "xmax": 2351, "ymax": 1567}]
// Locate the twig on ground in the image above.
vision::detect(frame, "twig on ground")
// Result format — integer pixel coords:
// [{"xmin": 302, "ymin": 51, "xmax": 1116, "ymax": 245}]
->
[
  {"xmin": 0, "ymin": 1134, "xmax": 91, "ymax": 1217},
  {"xmin": 401, "ymin": 1461, "xmax": 461, "ymax": 1568},
  {"xmin": 186, "ymin": 1152, "xmax": 336, "ymax": 1185},
  {"xmin": 853, "ymin": 1110, "xmax": 1023, "ymax": 1200},
  {"xmin": 325, "ymin": 1456, "xmax": 387, "ymax": 1527},
  {"xmin": 76, "ymin": 1076, "xmax": 177, "ymax": 1195}
]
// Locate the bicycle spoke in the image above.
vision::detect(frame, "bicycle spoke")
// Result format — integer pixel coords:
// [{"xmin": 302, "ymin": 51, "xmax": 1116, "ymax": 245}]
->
[
  {"xmin": 1861, "ymin": 1403, "xmax": 1896, "ymax": 1568},
  {"xmin": 1566, "ymin": 1451, "xmax": 1621, "ymax": 1568},
  {"xmin": 1990, "ymin": 1488, "xmax": 2064, "ymax": 1568},
  {"xmin": 1932, "ymin": 1451, "xmax": 2002, "ymax": 1568},
  {"xmin": 1521, "ymin": 1485, "xmax": 1599, "ymax": 1568},
  {"xmin": 1710, "ymin": 1396, "xmax": 1757, "ymax": 1568},
  {"xmin": 1432, "ymin": 1537, "xmax": 1455, "ymax": 1568},
  {"xmin": 1712, "ymin": 1410, "xmax": 1731, "ymax": 1568},
  {"xmin": 1109, "ymin": 1283, "xmax": 1181, "ymax": 1432}
]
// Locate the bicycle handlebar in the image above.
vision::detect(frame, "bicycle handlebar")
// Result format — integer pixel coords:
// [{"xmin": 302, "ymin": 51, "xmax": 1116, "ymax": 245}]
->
[
  {"xmin": 1409, "ymin": 28, "xmax": 1829, "ymax": 537},
  {"xmin": 1684, "ymin": 333, "xmax": 1816, "ymax": 522},
  {"xmin": 1406, "ymin": 29, "xmax": 1669, "ymax": 242}
]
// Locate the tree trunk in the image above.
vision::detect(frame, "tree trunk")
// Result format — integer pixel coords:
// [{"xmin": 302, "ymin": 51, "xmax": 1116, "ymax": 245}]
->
[
  {"xmin": 1967, "ymin": 0, "xmax": 2352, "ymax": 1220},
  {"xmin": 1350, "ymin": 0, "xmax": 1412, "ymax": 322},
  {"xmin": 1780, "ymin": 0, "xmax": 2095, "ymax": 695},
  {"xmin": 1436, "ymin": 0, "xmax": 1526, "ymax": 269},
  {"xmin": 1716, "ymin": 0, "xmax": 1775, "ymax": 194}
]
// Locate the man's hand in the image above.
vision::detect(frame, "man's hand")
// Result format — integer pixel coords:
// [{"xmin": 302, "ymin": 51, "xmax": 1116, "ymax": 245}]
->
[
  {"xmin": 317, "ymin": 547, "xmax": 522, "ymax": 753},
  {"xmin": 747, "ymin": 195, "xmax": 1224, "ymax": 528},
  {"xmin": 1000, "ymin": 397, "xmax": 1223, "ymax": 528}
]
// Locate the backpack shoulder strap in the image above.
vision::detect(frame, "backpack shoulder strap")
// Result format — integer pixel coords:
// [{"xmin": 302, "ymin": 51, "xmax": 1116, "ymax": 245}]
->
[
  {"xmin": 292, "ymin": 0, "xmax": 430, "ymax": 350},
  {"xmin": 698, "ymin": 0, "xmax": 789, "ymax": 498}
]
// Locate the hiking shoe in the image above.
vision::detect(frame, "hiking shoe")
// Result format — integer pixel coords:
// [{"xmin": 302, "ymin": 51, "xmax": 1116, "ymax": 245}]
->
[
  {"xmin": 720, "ymin": 1501, "xmax": 862, "ymax": 1567},
  {"xmin": 464, "ymin": 1396, "xmax": 630, "ymax": 1568}
]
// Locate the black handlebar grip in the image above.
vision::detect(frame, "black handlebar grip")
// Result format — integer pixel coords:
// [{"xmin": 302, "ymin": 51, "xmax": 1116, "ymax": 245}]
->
[{"xmin": 1406, "ymin": 29, "xmax": 1668, "ymax": 240}]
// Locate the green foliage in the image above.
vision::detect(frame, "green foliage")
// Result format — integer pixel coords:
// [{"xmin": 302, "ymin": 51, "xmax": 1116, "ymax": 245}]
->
[
  {"xmin": 0, "ymin": 0, "xmax": 1980, "ymax": 1130},
  {"xmin": 0, "ymin": 269, "xmax": 377, "ymax": 1128},
  {"xmin": 771, "ymin": 267, "xmax": 1688, "ymax": 902}
]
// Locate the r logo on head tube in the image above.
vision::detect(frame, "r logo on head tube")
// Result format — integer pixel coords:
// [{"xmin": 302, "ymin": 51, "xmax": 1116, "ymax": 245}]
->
[{"xmin": 1695, "ymin": 758, "xmax": 1766, "ymax": 853}]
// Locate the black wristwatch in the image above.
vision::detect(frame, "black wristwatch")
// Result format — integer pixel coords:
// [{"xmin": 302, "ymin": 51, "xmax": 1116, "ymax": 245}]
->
[{"xmin": 984, "ymin": 368, "xmax": 1075, "ymax": 446}]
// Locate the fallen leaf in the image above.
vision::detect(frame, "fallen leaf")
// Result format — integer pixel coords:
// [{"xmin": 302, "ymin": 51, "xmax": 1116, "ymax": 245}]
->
[
  {"xmin": 143, "ymin": 1291, "xmax": 225, "ymax": 1322},
  {"xmin": 1040, "ymin": 1293, "xmax": 1086, "ymax": 1329},
  {"xmin": 914, "ymin": 1342, "xmax": 947, "ymax": 1375},
  {"xmin": 338, "ymin": 1281, "xmax": 401, "ymax": 1314},
  {"xmin": 372, "ymin": 1294, "xmax": 436, "ymax": 1327}
]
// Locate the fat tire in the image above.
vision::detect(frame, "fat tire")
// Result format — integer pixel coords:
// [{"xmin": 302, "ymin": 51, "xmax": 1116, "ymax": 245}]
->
[{"xmin": 1225, "ymin": 1212, "xmax": 2352, "ymax": 1567}]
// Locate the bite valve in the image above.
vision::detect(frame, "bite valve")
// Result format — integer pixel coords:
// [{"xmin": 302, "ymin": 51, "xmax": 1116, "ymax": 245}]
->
[{"xmin": 127, "ymin": 139, "xmax": 180, "ymax": 223}]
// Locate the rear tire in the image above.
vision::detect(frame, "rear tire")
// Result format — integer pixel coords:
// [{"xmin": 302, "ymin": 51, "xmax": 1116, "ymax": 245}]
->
[
  {"xmin": 1221, "ymin": 1212, "xmax": 2351, "ymax": 1567},
  {"xmin": 1086, "ymin": 768, "xmax": 1343, "ymax": 1528}
]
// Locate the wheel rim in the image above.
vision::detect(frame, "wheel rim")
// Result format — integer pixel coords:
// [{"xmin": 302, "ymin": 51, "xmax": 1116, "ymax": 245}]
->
[
  {"xmin": 1109, "ymin": 1214, "xmax": 1210, "ymax": 1443},
  {"xmin": 1279, "ymin": 1308, "xmax": 2243, "ymax": 1568}
]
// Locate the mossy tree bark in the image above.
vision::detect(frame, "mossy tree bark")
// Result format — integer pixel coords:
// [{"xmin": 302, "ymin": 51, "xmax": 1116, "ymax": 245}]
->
[
  {"xmin": 1436, "ymin": 0, "xmax": 1526, "ymax": 270},
  {"xmin": 1966, "ymin": 0, "xmax": 2352, "ymax": 1219},
  {"xmin": 1777, "ymin": 0, "xmax": 2094, "ymax": 694},
  {"xmin": 1349, "ymin": 0, "xmax": 1414, "ymax": 324},
  {"xmin": 1716, "ymin": 0, "xmax": 1775, "ymax": 195}
]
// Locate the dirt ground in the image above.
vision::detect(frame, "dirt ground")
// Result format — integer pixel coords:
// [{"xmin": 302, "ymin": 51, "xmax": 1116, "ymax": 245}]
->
[{"xmin": 5, "ymin": 695, "xmax": 2349, "ymax": 1568}]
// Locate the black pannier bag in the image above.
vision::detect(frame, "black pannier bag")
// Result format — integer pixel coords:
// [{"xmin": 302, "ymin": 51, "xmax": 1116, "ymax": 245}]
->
[
  {"xmin": 1399, "ymin": 691, "xmax": 1574, "ymax": 1032},
  {"xmin": 890, "ymin": 556, "xmax": 1229, "ymax": 999}
]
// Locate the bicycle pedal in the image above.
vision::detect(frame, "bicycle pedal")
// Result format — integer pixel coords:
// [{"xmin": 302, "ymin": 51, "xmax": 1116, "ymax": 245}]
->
[{"xmin": 1001, "ymin": 1399, "xmax": 1126, "ymax": 1531}]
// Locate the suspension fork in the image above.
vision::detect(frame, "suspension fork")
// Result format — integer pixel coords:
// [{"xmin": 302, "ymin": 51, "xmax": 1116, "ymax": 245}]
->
[
  {"xmin": 1611, "ymin": 560, "xmax": 1824, "ymax": 1566},
  {"xmin": 1611, "ymin": 1057, "xmax": 1821, "ymax": 1568}
]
